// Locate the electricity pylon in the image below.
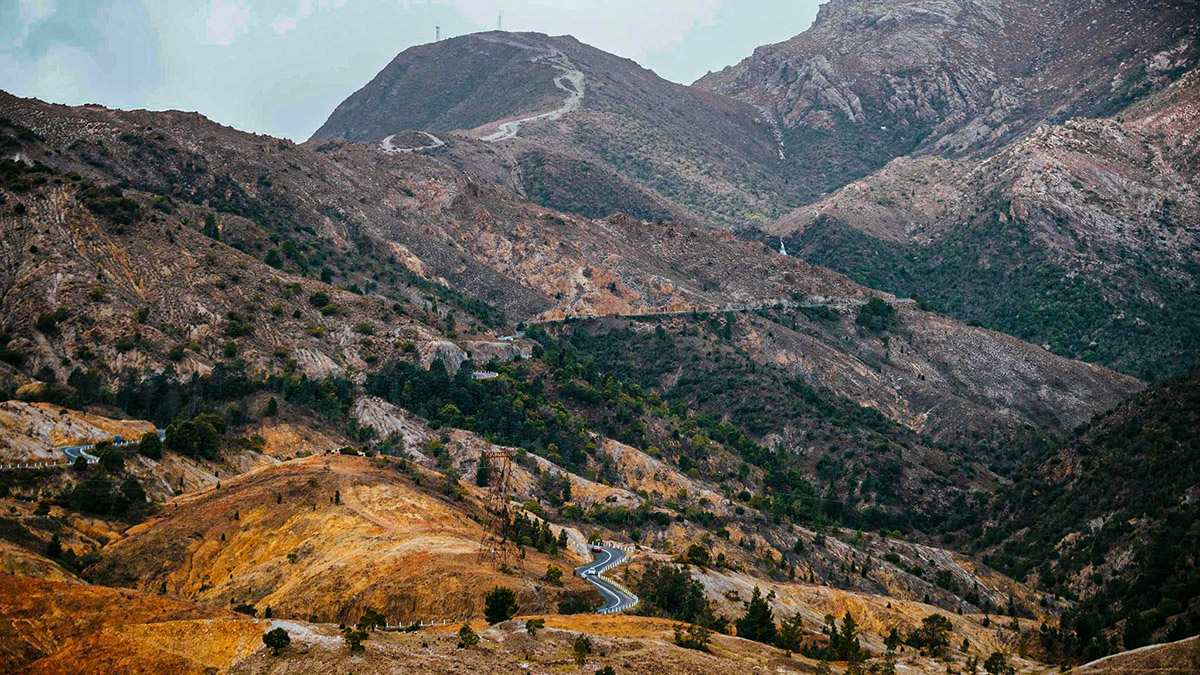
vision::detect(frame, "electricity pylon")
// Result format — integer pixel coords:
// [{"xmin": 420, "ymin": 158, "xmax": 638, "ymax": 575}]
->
[{"xmin": 476, "ymin": 448, "xmax": 520, "ymax": 570}]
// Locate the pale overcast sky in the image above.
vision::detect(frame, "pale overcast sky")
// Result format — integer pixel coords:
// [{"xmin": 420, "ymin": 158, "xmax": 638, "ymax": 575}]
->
[{"xmin": 0, "ymin": 0, "xmax": 822, "ymax": 141}]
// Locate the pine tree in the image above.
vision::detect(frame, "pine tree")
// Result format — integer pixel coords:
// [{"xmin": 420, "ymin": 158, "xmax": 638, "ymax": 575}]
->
[
  {"xmin": 458, "ymin": 622, "xmax": 480, "ymax": 647},
  {"xmin": 202, "ymin": 213, "xmax": 220, "ymax": 240},
  {"xmin": 837, "ymin": 612, "xmax": 861, "ymax": 661},
  {"xmin": 263, "ymin": 627, "xmax": 290, "ymax": 656},
  {"xmin": 573, "ymin": 634, "xmax": 592, "ymax": 665},
  {"xmin": 736, "ymin": 586, "xmax": 776, "ymax": 645},
  {"xmin": 484, "ymin": 586, "xmax": 520, "ymax": 624},
  {"xmin": 776, "ymin": 612, "xmax": 804, "ymax": 651},
  {"xmin": 45, "ymin": 534, "xmax": 63, "ymax": 559}
]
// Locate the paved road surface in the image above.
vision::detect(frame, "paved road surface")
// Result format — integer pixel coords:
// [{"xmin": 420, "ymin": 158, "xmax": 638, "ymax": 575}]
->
[
  {"xmin": 577, "ymin": 545, "xmax": 638, "ymax": 614},
  {"xmin": 59, "ymin": 429, "xmax": 165, "ymax": 464}
]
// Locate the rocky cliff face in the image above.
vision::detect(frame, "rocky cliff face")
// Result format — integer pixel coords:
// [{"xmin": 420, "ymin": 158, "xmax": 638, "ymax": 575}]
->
[{"xmin": 698, "ymin": 0, "xmax": 1198, "ymax": 160}]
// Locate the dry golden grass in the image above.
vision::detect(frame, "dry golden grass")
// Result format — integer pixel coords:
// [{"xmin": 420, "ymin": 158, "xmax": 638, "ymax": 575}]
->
[
  {"xmin": 0, "ymin": 574, "xmax": 241, "ymax": 673},
  {"xmin": 88, "ymin": 454, "xmax": 596, "ymax": 626}
]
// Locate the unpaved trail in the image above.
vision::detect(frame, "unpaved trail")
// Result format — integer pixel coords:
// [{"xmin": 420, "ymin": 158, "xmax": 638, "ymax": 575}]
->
[
  {"xmin": 475, "ymin": 35, "xmax": 586, "ymax": 142},
  {"xmin": 528, "ymin": 297, "xmax": 915, "ymax": 324},
  {"xmin": 379, "ymin": 131, "xmax": 445, "ymax": 154}
]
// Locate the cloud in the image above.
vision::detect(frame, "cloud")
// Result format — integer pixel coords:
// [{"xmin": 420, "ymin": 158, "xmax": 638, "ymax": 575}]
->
[
  {"xmin": 204, "ymin": 0, "xmax": 253, "ymax": 46},
  {"xmin": 269, "ymin": 0, "xmax": 347, "ymax": 37},
  {"xmin": 270, "ymin": 16, "xmax": 298, "ymax": 35},
  {"xmin": 8, "ymin": 0, "xmax": 58, "ymax": 48}
]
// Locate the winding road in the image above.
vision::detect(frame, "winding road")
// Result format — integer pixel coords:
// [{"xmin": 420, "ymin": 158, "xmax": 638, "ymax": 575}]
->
[
  {"xmin": 379, "ymin": 131, "xmax": 445, "ymax": 154},
  {"xmin": 475, "ymin": 35, "xmax": 586, "ymax": 143},
  {"xmin": 59, "ymin": 429, "xmax": 165, "ymax": 464},
  {"xmin": 577, "ymin": 545, "xmax": 638, "ymax": 614},
  {"xmin": 377, "ymin": 35, "xmax": 586, "ymax": 155}
]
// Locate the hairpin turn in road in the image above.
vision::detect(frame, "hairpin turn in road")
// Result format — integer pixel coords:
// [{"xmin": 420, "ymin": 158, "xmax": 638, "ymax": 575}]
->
[{"xmin": 576, "ymin": 544, "xmax": 638, "ymax": 614}]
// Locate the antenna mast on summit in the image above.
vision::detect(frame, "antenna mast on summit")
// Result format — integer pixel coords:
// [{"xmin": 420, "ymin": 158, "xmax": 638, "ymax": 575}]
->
[
  {"xmin": 435, "ymin": 25, "xmax": 440, "ymax": 41},
  {"xmin": 498, "ymin": 11, "xmax": 503, "ymax": 31}
]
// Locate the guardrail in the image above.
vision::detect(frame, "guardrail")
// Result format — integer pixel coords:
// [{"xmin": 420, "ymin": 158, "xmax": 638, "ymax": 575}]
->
[
  {"xmin": 593, "ymin": 542, "xmax": 640, "ymax": 614},
  {"xmin": 597, "ymin": 576, "xmax": 639, "ymax": 615},
  {"xmin": 0, "ymin": 459, "xmax": 72, "ymax": 471},
  {"xmin": 378, "ymin": 616, "xmax": 471, "ymax": 631},
  {"xmin": 3, "ymin": 431, "xmax": 164, "ymax": 472}
]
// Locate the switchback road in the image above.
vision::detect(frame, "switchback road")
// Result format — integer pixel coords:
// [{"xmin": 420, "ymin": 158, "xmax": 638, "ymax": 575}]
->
[
  {"xmin": 577, "ymin": 545, "xmax": 638, "ymax": 614},
  {"xmin": 379, "ymin": 131, "xmax": 445, "ymax": 154},
  {"xmin": 476, "ymin": 36, "xmax": 585, "ymax": 142}
]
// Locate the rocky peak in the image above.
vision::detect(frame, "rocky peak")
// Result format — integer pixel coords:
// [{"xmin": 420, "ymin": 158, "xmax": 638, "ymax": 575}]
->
[{"xmin": 697, "ymin": 0, "xmax": 1199, "ymax": 159}]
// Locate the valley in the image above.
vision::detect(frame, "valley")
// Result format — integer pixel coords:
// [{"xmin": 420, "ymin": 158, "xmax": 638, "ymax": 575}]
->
[{"xmin": 0, "ymin": 0, "xmax": 1197, "ymax": 673}]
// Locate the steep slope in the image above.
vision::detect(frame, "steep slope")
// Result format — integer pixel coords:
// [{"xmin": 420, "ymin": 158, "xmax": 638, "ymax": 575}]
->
[
  {"xmin": 314, "ymin": 35, "xmax": 565, "ymax": 140},
  {"xmin": 313, "ymin": 31, "xmax": 789, "ymax": 226},
  {"xmin": 0, "ymin": 573, "xmax": 256, "ymax": 674},
  {"xmin": 0, "ymin": 92, "xmax": 1140, "ymax": 439},
  {"xmin": 0, "ymin": 401, "xmax": 154, "ymax": 462},
  {"xmin": 765, "ymin": 71, "xmax": 1200, "ymax": 378},
  {"xmin": 0, "ymin": 94, "xmax": 1145, "ymax": 651},
  {"xmin": 976, "ymin": 371, "xmax": 1200, "ymax": 659},
  {"xmin": 87, "ymin": 454, "xmax": 592, "ymax": 624},
  {"xmin": 1075, "ymin": 635, "xmax": 1200, "ymax": 675},
  {"xmin": 697, "ymin": 0, "xmax": 1198, "ymax": 203}
]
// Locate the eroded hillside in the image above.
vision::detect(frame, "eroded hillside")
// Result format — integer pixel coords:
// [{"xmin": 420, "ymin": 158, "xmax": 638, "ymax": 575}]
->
[
  {"xmin": 0, "ymin": 92, "xmax": 1140, "ymax": 439},
  {"xmin": 698, "ymin": 0, "xmax": 1198, "ymax": 199},
  {"xmin": 766, "ymin": 71, "xmax": 1200, "ymax": 377}
]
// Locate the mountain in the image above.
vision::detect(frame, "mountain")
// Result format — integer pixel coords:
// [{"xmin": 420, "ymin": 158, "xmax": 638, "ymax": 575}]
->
[
  {"xmin": 976, "ymin": 370, "xmax": 1200, "ymax": 659},
  {"xmin": 696, "ymin": 0, "xmax": 1198, "ymax": 199},
  {"xmin": 0, "ymin": 91, "xmax": 1138, "ymax": 443},
  {"xmin": 1, "ymin": 3, "xmax": 1196, "ymax": 669},
  {"xmin": 765, "ymin": 70, "xmax": 1200, "ymax": 379},
  {"xmin": 315, "ymin": 34, "xmax": 569, "ymax": 140},
  {"xmin": 0, "ymin": 94, "xmax": 1143, "ymax": 610},
  {"xmin": 316, "ymin": 2, "xmax": 1198, "ymax": 226},
  {"xmin": 313, "ymin": 31, "xmax": 790, "ymax": 227},
  {"xmin": 309, "ymin": 9, "xmax": 1199, "ymax": 380},
  {"xmin": 0, "ymin": 89, "xmax": 1148, "ymax": 671}
]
